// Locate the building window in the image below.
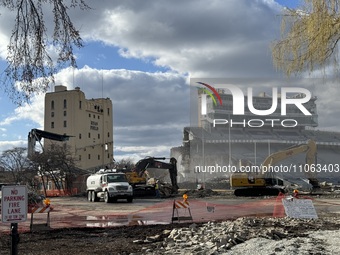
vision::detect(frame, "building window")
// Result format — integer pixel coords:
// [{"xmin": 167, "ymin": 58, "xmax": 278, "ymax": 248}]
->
[
  {"xmin": 88, "ymin": 154, "xmax": 91, "ymax": 159},
  {"xmin": 63, "ymin": 99, "xmax": 67, "ymax": 109},
  {"xmin": 64, "ymin": 121, "xmax": 67, "ymax": 127},
  {"xmin": 98, "ymin": 134, "xmax": 100, "ymax": 139},
  {"xmin": 108, "ymin": 132, "xmax": 110, "ymax": 138},
  {"xmin": 47, "ymin": 181, "xmax": 52, "ymax": 190},
  {"xmin": 93, "ymin": 114, "xmax": 95, "ymax": 119},
  {"xmin": 51, "ymin": 122, "xmax": 54, "ymax": 128},
  {"xmin": 79, "ymin": 101, "xmax": 82, "ymax": 109},
  {"xmin": 98, "ymin": 155, "xmax": 100, "ymax": 160},
  {"xmin": 107, "ymin": 108, "xmax": 110, "ymax": 115},
  {"xmin": 88, "ymin": 133, "xmax": 91, "ymax": 138},
  {"xmin": 79, "ymin": 155, "xmax": 81, "ymax": 161},
  {"xmin": 98, "ymin": 116, "xmax": 100, "ymax": 119},
  {"xmin": 89, "ymin": 113, "xmax": 91, "ymax": 117},
  {"xmin": 51, "ymin": 112, "xmax": 54, "ymax": 117},
  {"xmin": 64, "ymin": 111, "xmax": 67, "ymax": 116},
  {"xmin": 79, "ymin": 133, "xmax": 82, "ymax": 139},
  {"xmin": 51, "ymin": 100, "xmax": 54, "ymax": 110}
]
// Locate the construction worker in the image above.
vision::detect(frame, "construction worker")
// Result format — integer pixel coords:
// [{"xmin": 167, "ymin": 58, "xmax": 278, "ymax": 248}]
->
[{"xmin": 155, "ymin": 180, "xmax": 161, "ymax": 198}]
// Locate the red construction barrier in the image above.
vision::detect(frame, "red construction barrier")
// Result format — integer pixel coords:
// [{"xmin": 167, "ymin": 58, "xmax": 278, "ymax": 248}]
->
[
  {"xmin": 28, "ymin": 199, "xmax": 53, "ymax": 232},
  {"xmin": 40, "ymin": 188, "xmax": 78, "ymax": 197},
  {"xmin": 272, "ymin": 192, "xmax": 286, "ymax": 217},
  {"xmin": 171, "ymin": 199, "xmax": 193, "ymax": 223}
]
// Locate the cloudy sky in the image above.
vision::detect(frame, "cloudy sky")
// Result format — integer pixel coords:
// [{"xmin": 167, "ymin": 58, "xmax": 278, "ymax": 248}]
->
[{"xmin": 1, "ymin": 0, "xmax": 337, "ymax": 163}]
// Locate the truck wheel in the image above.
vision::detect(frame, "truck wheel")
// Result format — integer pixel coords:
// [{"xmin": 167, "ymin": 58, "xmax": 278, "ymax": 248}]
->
[
  {"xmin": 104, "ymin": 191, "xmax": 111, "ymax": 203},
  {"xmin": 91, "ymin": 191, "xmax": 98, "ymax": 202},
  {"xmin": 127, "ymin": 197, "xmax": 133, "ymax": 203},
  {"xmin": 87, "ymin": 191, "xmax": 92, "ymax": 202}
]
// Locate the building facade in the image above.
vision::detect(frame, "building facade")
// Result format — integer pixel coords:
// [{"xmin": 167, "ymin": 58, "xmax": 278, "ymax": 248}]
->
[
  {"xmin": 174, "ymin": 87, "xmax": 340, "ymax": 185},
  {"xmin": 44, "ymin": 85, "xmax": 114, "ymax": 170}
]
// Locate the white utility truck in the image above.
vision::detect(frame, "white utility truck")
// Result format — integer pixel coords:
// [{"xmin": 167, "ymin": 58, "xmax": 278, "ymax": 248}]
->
[{"xmin": 86, "ymin": 170, "xmax": 133, "ymax": 203}]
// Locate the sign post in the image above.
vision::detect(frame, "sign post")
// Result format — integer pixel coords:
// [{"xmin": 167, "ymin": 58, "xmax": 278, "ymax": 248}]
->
[{"xmin": 1, "ymin": 185, "xmax": 28, "ymax": 255}]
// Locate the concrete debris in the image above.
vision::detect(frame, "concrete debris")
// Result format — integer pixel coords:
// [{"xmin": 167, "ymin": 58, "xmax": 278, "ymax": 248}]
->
[
  {"xmin": 139, "ymin": 217, "xmax": 340, "ymax": 255},
  {"xmin": 159, "ymin": 183, "xmax": 175, "ymax": 197},
  {"xmin": 181, "ymin": 188, "xmax": 220, "ymax": 198}
]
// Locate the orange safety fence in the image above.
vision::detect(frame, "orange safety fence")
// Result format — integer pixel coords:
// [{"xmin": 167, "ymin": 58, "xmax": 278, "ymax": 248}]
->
[
  {"xmin": 272, "ymin": 192, "xmax": 286, "ymax": 217},
  {"xmin": 40, "ymin": 188, "xmax": 78, "ymax": 197},
  {"xmin": 132, "ymin": 197, "xmax": 288, "ymax": 224}
]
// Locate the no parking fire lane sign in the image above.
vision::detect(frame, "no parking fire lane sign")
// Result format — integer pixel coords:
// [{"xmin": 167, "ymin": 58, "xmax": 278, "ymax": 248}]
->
[{"xmin": 1, "ymin": 185, "xmax": 28, "ymax": 223}]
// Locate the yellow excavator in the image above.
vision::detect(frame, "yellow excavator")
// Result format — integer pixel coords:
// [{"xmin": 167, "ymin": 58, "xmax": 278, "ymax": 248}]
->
[
  {"xmin": 231, "ymin": 140, "xmax": 319, "ymax": 196},
  {"xmin": 119, "ymin": 157, "xmax": 179, "ymax": 197}
]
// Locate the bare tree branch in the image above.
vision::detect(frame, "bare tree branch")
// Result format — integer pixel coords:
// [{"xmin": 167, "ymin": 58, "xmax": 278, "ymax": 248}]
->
[
  {"xmin": 0, "ymin": 147, "xmax": 31, "ymax": 183},
  {"xmin": 272, "ymin": 0, "xmax": 340, "ymax": 76},
  {"xmin": 30, "ymin": 142, "xmax": 79, "ymax": 193},
  {"xmin": 0, "ymin": 0, "xmax": 90, "ymax": 105}
]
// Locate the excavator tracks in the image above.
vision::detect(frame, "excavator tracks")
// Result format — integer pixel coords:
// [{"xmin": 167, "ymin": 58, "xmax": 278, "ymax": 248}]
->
[{"xmin": 234, "ymin": 187, "xmax": 286, "ymax": 197}]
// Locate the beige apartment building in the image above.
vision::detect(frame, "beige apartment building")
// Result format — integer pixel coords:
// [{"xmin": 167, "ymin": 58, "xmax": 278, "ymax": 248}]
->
[{"xmin": 44, "ymin": 85, "xmax": 114, "ymax": 170}]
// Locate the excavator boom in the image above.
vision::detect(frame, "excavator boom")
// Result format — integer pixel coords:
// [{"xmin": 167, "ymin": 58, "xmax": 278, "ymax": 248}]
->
[
  {"xmin": 262, "ymin": 140, "xmax": 317, "ymax": 171},
  {"xmin": 231, "ymin": 140, "xmax": 319, "ymax": 196}
]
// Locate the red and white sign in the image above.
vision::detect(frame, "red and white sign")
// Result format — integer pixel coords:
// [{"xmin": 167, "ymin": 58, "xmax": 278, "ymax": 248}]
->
[{"xmin": 1, "ymin": 185, "xmax": 28, "ymax": 223}]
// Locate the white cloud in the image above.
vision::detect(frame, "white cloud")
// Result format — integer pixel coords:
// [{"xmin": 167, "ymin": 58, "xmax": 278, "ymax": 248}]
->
[
  {"xmin": 0, "ymin": 94, "xmax": 44, "ymax": 128},
  {"xmin": 68, "ymin": 0, "xmax": 282, "ymax": 77},
  {"xmin": 0, "ymin": 140, "xmax": 27, "ymax": 152}
]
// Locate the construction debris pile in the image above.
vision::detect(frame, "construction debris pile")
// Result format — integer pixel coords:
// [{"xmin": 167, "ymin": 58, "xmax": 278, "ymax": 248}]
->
[
  {"xmin": 136, "ymin": 217, "xmax": 340, "ymax": 255},
  {"xmin": 180, "ymin": 188, "xmax": 221, "ymax": 198},
  {"xmin": 159, "ymin": 182, "xmax": 177, "ymax": 197}
]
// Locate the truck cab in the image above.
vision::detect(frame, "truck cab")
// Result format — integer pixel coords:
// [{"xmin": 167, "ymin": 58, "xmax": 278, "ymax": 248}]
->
[{"xmin": 86, "ymin": 171, "xmax": 133, "ymax": 203}]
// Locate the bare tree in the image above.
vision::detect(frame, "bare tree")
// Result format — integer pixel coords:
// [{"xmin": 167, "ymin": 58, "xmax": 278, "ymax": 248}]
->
[
  {"xmin": 114, "ymin": 158, "xmax": 136, "ymax": 169},
  {"xmin": 0, "ymin": 0, "xmax": 90, "ymax": 104},
  {"xmin": 272, "ymin": 0, "xmax": 340, "ymax": 76},
  {"xmin": 30, "ymin": 142, "xmax": 78, "ymax": 196},
  {"xmin": 0, "ymin": 147, "xmax": 32, "ymax": 183}
]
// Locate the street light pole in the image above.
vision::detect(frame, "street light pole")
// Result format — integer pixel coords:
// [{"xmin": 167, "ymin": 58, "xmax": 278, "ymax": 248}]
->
[
  {"xmin": 228, "ymin": 114, "xmax": 231, "ymax": 166},
  {"xmin": 254, "ymin": 141, "xmax": 257, "ymax": 166},
  {"xmin": 202, "ymin": 124, "xmax": 205, "ymax": 188}
]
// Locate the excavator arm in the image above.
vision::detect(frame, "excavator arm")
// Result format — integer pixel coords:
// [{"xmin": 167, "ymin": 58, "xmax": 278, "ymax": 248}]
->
[
  {"xmin": 261, "ymin": 139, "xmax": 319, "ymax": 188},
  {"xmin": 262, "ymin": 140, "xmax": 316, "ymax": 170},
  {"xmin": 133, "ymin": 157, "xmax": 179, "ymax": 192}
]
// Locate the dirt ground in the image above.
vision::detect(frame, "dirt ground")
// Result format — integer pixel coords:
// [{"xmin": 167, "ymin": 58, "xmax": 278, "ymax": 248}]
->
[
  {"xmin": 1, "ymin": 216, "xmax": 340, "ymax": 255},
  {"xmin": 0, "ymin": 223, "xmax": 193, "ymax": 255}
]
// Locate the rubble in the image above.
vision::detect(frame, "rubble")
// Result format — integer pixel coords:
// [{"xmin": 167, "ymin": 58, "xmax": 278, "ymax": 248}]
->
[
  {"xmin": 180, "ymin": 188, "xmax": 221, "ymax": 198},
  {"xmin": 141, "ymin": 217, "xmax": 340, "ymax": 255}
]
